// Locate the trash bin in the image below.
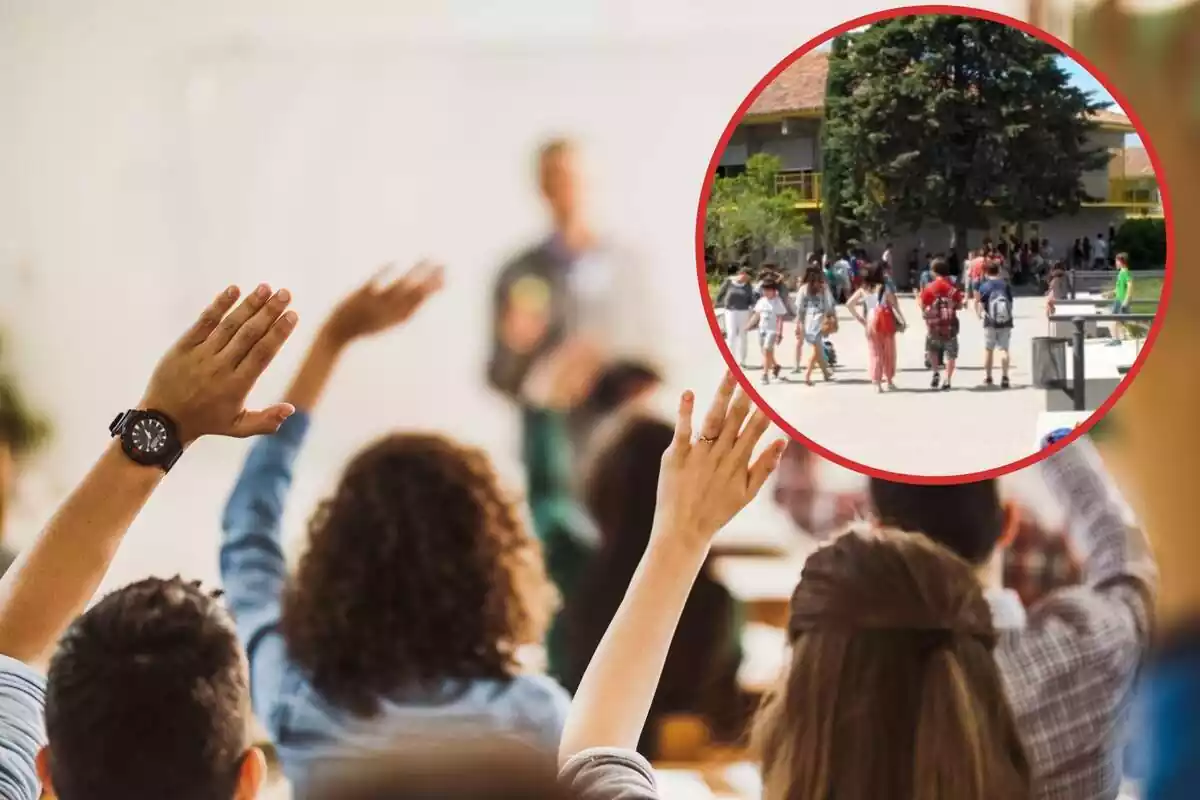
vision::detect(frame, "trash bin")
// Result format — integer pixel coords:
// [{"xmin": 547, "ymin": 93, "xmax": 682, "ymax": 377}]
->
[{"xmin": 1032, "ymin": 337, "xmax": 1070, "ymax": 389}]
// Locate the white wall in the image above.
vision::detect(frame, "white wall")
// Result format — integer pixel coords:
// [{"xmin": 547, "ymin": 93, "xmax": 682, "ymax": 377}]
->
[{"xmin": 0, "ymin": 0, "xmax": 1025, "ymax": 595}]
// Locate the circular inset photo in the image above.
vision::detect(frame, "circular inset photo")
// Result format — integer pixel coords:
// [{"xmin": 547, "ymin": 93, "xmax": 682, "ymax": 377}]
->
[{"xmin": 697, "ymin": 6, "xmax": 1171, "ymax": 482}]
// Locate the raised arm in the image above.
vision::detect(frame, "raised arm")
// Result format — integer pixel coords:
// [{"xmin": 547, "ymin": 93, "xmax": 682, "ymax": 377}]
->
[
  {"xmin": 219, "ymin": 263, "xmax": 443, "ymax": 725},
  {"xmin": 996, "ymin": 436, "xmax": 1155, "ymax": 778},
  {"xmin": 0, "ymin": 284, "xmax": 296, "ymax": 670},
  {"xmin": 0, "ymin": 286, "xmax": 296, "ymax": 800},
  {"xmin": 559, "ymin": 372, "xmax": 785, "ymax": 765}
]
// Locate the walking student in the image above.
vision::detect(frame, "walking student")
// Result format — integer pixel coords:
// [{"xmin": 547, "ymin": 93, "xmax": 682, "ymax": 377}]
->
[
  {"xmin": 714, "ymin": 267, "xmax": 756, "ymax": 366},
  {"xmin": 918, "ymin": 257, "xmax": 964, "ymax": 391},
  {"xmin": 793, "ymin": 266, "xmax": 836, "ymax": 386},
  {"xmin": 975, "ymin": 261, "xmax": 1015, "ymax": 389},
  {"xmin": 847, "ymin": 263, "xmax": 906, "ymax": 393},
  {"xmin": 744, "ymin": 280, "xmax": 786, "ymax": 384},
  {"xmin": 1109, "ymin": 253, "xmax": 1135, "ymax": 346}
]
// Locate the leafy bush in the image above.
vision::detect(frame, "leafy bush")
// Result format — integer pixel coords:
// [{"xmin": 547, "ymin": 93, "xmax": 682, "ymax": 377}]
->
[{"xmin": 1112, "ymin": 218, "xmax": 1166, "ymax": 270}]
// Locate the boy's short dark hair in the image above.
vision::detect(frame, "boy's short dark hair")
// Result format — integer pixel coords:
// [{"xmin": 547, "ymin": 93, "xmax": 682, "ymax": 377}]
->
[
  {"xmin": 761, "ymin": 281, "xmax": 780, "ymax": 292},
  {"xmin": 868, "ymin": 479, "xmax": 1005, "ymax": 564},
  {"xmin": 986, "ymin": 262, "xmax": 1001, "ymax": 277},
  {"xmin": 930, "ymin": 257, "xmax": 950, "ymax": 277},
  {"xmin": 45, "ymin": 577, "xmax": 249, "ymax": 800}
]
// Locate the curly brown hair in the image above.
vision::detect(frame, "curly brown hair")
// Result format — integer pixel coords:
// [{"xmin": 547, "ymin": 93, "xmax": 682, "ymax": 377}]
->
[{"xmin": 281, "ymin": 433, "xmax": 555, "ymax": 718}]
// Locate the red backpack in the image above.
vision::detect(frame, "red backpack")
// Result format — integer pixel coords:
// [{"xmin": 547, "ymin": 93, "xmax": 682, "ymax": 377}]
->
[
  {"xmin": 924, "ymin": 290, "xmax": 958, "ymax": 340},
  {"xmin": 869, "ymin": 287, "xmax": 898, "ymax": 336}
]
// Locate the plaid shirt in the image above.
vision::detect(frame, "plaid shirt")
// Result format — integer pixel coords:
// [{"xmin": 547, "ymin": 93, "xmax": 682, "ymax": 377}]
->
[{"xmin": 998, "ymin": 439, "xmax": 1156, "ymax": 800}]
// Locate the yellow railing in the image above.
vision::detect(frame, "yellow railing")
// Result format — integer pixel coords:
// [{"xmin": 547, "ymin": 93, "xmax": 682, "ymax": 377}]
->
[
  {"xmin": 775, "ymin": 171, "xmax": 822, "ymax": 206},
  {"xmin": 1105, "ymin": 177, "xmax": 1159, "ymax": 206}
]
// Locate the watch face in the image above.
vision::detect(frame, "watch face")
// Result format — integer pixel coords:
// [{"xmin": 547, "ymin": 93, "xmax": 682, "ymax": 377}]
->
[{"xmin": 130, "ymin": 415, "xmax": 171, "ymax": 456}]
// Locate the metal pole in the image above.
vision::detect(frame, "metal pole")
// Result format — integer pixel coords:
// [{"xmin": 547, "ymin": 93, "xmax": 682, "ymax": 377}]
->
[
  {"xmin": 1072, "ymin": 317, "xmax": 1086, "ymax": 411},
  {"xmin": 1069, "ymin": 269, "xmax": 1077, "ymax": 299}
]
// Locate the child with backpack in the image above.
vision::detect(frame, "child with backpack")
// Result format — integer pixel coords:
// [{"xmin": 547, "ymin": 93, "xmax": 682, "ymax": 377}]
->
[
  {"xmin": 918, "ymin": 257, "xmax": 964, "ymax": 390},
  {"xmin": 848, "ymin": 262, "xmax": 907, "ymax": 393},
  {"xmin": 974, "ymin": 261, "xmax": 1015, "ymax": 389}
]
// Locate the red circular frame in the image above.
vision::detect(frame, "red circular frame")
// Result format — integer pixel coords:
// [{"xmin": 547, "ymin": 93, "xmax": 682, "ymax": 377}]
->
[{"xmin": 694, "ymin": 3, "xmax": 1175, "ymax": 485}]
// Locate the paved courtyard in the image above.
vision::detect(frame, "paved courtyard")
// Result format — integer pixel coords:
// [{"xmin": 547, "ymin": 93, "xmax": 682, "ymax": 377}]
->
[{"xmin": 738, "ymin": 294, "xmax": 1054, "ymax": 477}]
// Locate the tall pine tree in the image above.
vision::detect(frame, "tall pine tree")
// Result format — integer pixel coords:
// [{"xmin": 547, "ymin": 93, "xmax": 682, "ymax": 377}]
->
[{"xmin": 823, "ymin": 15, "xmax": 1109, "ymax": 253}]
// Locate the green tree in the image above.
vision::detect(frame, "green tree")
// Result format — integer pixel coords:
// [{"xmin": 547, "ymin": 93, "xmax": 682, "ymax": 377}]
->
[
  {"xmin": 820, "ymin": 35, "xmax": 854, "ymax": 253},
  {"xmin": 705, "ymin": 153, "xmax": 810, "ymax": 274},
  {"xmin": 823, "ymin": 15, "xmax": 1109, "ymax": 252}
]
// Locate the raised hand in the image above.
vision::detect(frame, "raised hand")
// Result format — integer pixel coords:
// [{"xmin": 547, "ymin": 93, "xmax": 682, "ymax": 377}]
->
[
  {"xmin": 652, "ymin": 371, "xmax": 787, "ymax": 550},
  {"xmin": 322, "ymin": 261, "xmax": 445, "ymax": 345},
  {"xmin": 140, "ymin": 284, "xmax": 299, "ymax": 444}
]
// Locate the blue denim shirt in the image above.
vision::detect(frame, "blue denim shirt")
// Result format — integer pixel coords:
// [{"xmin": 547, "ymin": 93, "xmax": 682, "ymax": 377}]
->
[
  {"xmin": 220, "ymin": 412, "xmax": 570, "ymax": 794},
  {"xmin": 0, "ymin": 657, "xmax": 46, "ymax": 800}
]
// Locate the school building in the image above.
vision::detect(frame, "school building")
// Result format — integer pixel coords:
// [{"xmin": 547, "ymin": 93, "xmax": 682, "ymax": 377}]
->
[{"xmin": 719, "ymin": 52, "xmax": 1164, "ymax": 277}]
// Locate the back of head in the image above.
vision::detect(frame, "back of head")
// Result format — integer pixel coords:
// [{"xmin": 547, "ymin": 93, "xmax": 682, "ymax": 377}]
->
[
  {"xmin": 308, "ymin": 739, "xmax": 571, "ymax": 800},
  {"xmin": 803, "ymin": 266, "xmax": 823, "ymax": 291},
  {"xmin": 753, "ymin": 530, "xmax": 1030, "ymax": 800},
  {"xmin": 867, "ymin": 478, "xmax": 1003, "ymax": 565},
  {"xmin": 282, "ymin": 433, "xmax": 553, "ymax": 716},
  {"xmin": 864, "ymin": 262, "xmax": 886, "ymax": 288},
  {"xmin": 570, "ymin": 416, "xmax": 734, "ymax": 704},
  {"xmin": 931, "ymin": 257, "xmax": 949, "ymax": 278},
  {"xmin": 46, "ymin": 577, "xmax": 248, "ymax": 800},
  {"xmin": 986, "ymin": 261, "xmax": 1001, "ymax": 278}
]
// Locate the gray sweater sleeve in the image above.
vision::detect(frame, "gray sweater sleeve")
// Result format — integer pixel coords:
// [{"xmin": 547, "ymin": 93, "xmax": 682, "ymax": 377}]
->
[{"xmin": 560, "ymin": 748, "xmax": 660, "ymax": 800}]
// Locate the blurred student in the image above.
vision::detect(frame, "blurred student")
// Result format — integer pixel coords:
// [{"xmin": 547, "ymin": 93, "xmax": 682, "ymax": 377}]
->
[
  {"xmin": 975, "ymin": 261, "xmax": 1015, "ymax": 389},
  {"xmin": 846, "ymin": 262, "xmax": 906, "ymax": 393},
  {"xmin": 219, "ymin": 265, "xmax": 569, "ymax": 793},
  {"xmin": 556, "ymin": 376, "xmax": 1030, "ymax": 799},
  {"xmin": 745, "ymin": 281, "xmax": 786, "ymax": 384},
  {"xmin": 1094, "ymin": 233, "xmax": 1109, "ymax": 269},
  {"xmin": 919, "ymin": 257, "xmax": 964, "ymax": 391},
  {"xmin": 0, "ymin": 283, "xmax": 300, "ymax": 799},
  {"xmin": 0, "ymin": 379, "xmax": 50, "ymax": 578},
  {"xmin": 714, "ymin": 267, "xmax": 756, "ymax": 367},
  {"xmin": 561, "ymin": 414, "xmax": 744, "ymax": 758},
  {"xmin": 522, "ymin": 360, "xmax": 661, "ymax": 683},
  {"xmin": 868, "ymin": 439, "xmax": 1154, "ymax": 800},
  {"xmin": 772, "ymin": 441, "xmax": 869, "ymax": 541}
]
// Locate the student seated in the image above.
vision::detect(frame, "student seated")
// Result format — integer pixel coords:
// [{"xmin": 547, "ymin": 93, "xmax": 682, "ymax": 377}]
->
[
  {"xmin": 0, "ymin": 282, "xmax": 300, "ymax": 799},
  {"xmin": 556, "ymin": 374, "xmax": 1030, "ymax": 799},
  {"xmin": 562, "ymin": 415, "xmax": 745, "ymax": 757},
  {"xmin": 868, "ymin": 441, "xmax": 1154, "ymax": 799},
  {"xmin": 219, "ymin": 265, "xmax": 569, "ymax": 792}
]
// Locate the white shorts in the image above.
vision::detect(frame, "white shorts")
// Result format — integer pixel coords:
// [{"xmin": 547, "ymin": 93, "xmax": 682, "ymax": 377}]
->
[{"xmin": 759, "ymin": 330, "xmax": 779, "ymax": 352}]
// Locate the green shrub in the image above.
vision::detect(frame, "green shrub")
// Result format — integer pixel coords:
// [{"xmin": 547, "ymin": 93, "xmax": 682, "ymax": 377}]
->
[{"xmin": 1112, "ymin": 218, "xmax": 1166, "ymax": 270}]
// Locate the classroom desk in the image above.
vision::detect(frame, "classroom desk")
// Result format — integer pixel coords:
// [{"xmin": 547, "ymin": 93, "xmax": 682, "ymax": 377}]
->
[
  {"xmin": 655, "ymin": 759, "xmax": 762, "ymax": 799},
  {"xmin": 711, "ymin": 556, "xmax": 806, "ymax": 629}
]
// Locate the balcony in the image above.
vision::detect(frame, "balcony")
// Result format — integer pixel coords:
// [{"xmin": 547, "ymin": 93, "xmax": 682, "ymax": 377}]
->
[
  {"xmin": 1097, "ymin": 177, "xmax": 1160, "ymax": 208},
  {"xmin": 774, "ymin": 171, "xmax": 822, "ymax": 208},
  {"xmin": 775, "ymin": 170, "xmax": 1159, "ymax": 212}
]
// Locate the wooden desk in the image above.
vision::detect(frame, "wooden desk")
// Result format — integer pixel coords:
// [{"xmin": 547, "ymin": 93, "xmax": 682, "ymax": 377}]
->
[{"xmin": 711, "ymin": 556, "xmax": 805, "ymax": 629}]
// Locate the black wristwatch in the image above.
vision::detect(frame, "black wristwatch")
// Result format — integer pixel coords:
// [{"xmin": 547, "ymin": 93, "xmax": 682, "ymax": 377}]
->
[{"xmin": 109, "ymin": 409, "xmax": 184, "ymax": 472}]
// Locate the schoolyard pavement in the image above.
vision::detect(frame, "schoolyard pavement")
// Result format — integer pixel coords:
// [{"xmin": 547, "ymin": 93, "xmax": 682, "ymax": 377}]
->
[{"xmin": 740, "ymin": 294, "xmax": 1053, "ymax": 477}]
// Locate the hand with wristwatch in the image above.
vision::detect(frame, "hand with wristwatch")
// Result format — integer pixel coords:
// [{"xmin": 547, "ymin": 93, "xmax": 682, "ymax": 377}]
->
[{"xmin": 109, "ymin": 283, "xmax": 300, "ymax": 471}]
